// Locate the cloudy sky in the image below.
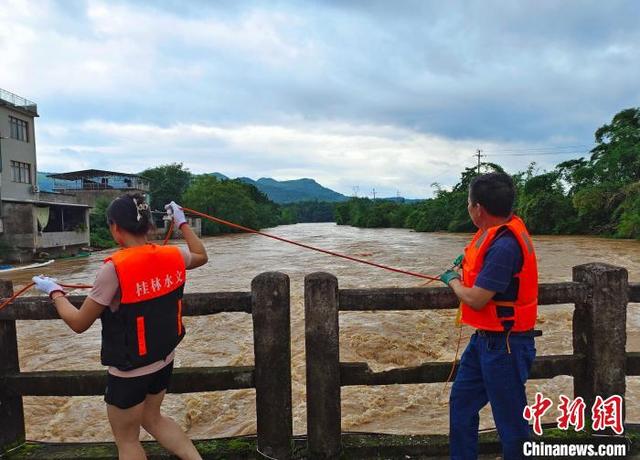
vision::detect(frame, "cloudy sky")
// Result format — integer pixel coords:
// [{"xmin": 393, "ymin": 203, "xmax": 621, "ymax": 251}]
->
[{"xmin": 1, "ymin": 0, "xmax": 638, "ymax": 198}]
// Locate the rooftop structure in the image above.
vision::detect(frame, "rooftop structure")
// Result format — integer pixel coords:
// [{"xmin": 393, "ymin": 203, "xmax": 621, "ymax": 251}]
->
[
  {"xmin": 48, "ymin": 169, "xmax": 150, "ymax": 193},
  {"xmin": 0, "ymin": 88, "xmax": 38, "ymax": 117}
]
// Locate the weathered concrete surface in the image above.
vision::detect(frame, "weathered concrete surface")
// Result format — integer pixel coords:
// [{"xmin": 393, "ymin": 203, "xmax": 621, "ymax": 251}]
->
[
  {"xmin": 0, "ymin": 366, "xmax": 255, "ymax": 397},
  {"xmin": 0, "ymin": 291, "xmax": 253, "ymax": 320},
  {"xmin": 573, "ymin": 263, "xmax": 628, "ymax": 420},
  {"xmin": 252, "ymin": 272, "xmax": 292, "ymax": 460},
  {"xmin": 340, "ymin": 354, "xmax": 584, "ymax": 386},
  {"xmin": 630, "ymin": 283, "xmax": 640, "ymax": 303},
  {"xmin": 305, "ymin": 272, "xmax": 341, "ymax": 459},
  {"xmin": 0, "ymin": 280, "xmax": 25, "ymax": 453},
  {"xmin": 338, "ymin": 282, "xmax": 586, "ymax": 311},
  {"xmin": 4, "ymin": 430, "xmax": 639, "ymax": 459}
]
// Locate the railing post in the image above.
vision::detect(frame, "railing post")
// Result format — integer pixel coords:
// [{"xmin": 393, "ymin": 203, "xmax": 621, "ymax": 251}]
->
[
  {"xmin": 252, "ymin": 272, "xmax": 292, "ymax": 459},
  {"xmin": 0, "ymin": 280, "xmax": 25, "ymax": 452},
  {"xmin": 305, "ymin": 272, "xmax": 340, "ymax": 459},
  {"xmin": 572, "ymin": 263, "xmax": 628, "ymax": 420}
]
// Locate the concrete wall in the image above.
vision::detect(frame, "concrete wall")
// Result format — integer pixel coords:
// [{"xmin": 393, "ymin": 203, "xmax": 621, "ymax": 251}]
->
[
  {"xmin": 0, "ymin": 201, "xmax": 90, "ymax": 262},
  {"xmin": 38, "ymin": 230, "xmax": 89, "ymax": 249},
  {"xmin": 0, "ymin": 105, "xmax": 38, "ymax": 202},
  {"xmin": 0, "ymin": 201, "xmax": 35, "ymax": 261}
]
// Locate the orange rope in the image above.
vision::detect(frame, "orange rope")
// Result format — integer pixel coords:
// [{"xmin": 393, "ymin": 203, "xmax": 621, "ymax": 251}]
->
[
  {"xmin": 0, "ymin": 220, "xmax": 176, "ymax": 311},
  {"xmin": 162, "ymin": 219, "xmax": 174, "ymax": 246},
  {"xmin": 0, "ymin": 282, "xmax": 93, "ymax": 311},
  {"xmin": 1, "ymin": 206, "xmax": 442, "ymax": 311},
  {"xmin": 179, "ymin": 206, "xmax": 441, "ymax": 281},
  {"xmin": 442, "ymin": 326, "xmax": 464, "ymax": 393}
]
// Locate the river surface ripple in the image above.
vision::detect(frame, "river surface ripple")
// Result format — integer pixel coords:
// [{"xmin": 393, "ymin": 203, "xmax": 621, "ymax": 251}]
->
[{"xmin": 6, "ymin": 223, "xmax": 640, "ymax": 441}]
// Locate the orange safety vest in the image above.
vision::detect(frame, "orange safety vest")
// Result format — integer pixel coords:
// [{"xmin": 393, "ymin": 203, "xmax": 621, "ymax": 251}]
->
[
  {"xmin": 100, "ymin": 244, "xmax": 186, "ymax": 370},
  {"xmin": 460, "ymin": 215, "xmax": 538, "ymax": 332}
]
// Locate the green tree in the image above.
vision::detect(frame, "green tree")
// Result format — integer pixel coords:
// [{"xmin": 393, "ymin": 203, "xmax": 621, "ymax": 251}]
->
[
  {"xmin": 90, "ymin": 198, "xmax": 117, "ymax": 249},
  {"xmin": 140, "ymin": 163, "xmax": 192, "ymax": 211},
  {"xmin": 182, "ymin": 176, "xmax": 262, "ymax": 235},
  {"xmin": 590, "ymin": 108, "xmax": 640, "ymax": 185}
]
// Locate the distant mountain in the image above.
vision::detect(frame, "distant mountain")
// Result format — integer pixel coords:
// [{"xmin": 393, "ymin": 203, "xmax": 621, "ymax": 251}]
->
[
  {"xmin": 40, "ymin": 170, "xmax": 417, "ymax": 204},
  {"xmin": 237, "ymin": 177, "xmax": 348, "ymax": 204},
  {"xmin": 208, "ymin": 172, "xmax": 229, "ymax": 181}
]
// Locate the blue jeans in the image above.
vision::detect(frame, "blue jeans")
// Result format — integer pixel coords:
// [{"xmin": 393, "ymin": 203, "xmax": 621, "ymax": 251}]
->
[{"xmin": 449, "ymin": 332, "xmax": 536, "ymax": 460}]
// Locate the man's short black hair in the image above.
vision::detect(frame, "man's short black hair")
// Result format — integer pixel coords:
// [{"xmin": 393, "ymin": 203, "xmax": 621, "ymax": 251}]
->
[{"xmin": 469, "ymin": 172, "xmax": 515, "ymax": 218}]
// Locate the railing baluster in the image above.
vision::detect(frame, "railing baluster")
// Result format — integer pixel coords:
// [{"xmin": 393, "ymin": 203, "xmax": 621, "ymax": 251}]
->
[
  {"xmin": 0, "ymin": 280, "xmax": 25, "ymax": 452},
  {"xmin": 305, "ymin": 272, "xmax": 341, "ymax": 459},
  {"xmin": 573, "ymin": 263, "xmax": 628, "ymax": 423},
  {"xmin": 252, "ymin": 272, "xmax": 292, "ymax": 459}
]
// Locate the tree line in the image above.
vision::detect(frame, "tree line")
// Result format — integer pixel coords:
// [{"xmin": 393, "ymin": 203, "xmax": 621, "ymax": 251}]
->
[
  {"xmin": 335, "ymin": 107, "xmax": 640, "ymax": 239},
  {"xmin": 90, "ymin": 107, "xmax": 639, "ymax": 247},
  {"xmin": 90, "ymin": 167, "xmax": 336, "ymax": 248}
]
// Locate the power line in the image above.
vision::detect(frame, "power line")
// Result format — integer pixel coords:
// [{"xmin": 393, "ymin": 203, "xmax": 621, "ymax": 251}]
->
[
  {"xmin": 484, "ymin": 145, "xmax": 592, "ymax": 154},
  {"xmin": 488, "ymin": 151, "xmax": 590, "ymax": 157}
]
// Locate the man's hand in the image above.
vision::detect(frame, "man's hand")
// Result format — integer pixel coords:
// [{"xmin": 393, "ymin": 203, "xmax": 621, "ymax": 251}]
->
[
  {"xmin": 32, "ymin": 275, "xmax": 65, "ymax": 298},
  {"xmin": 439, "ymin": 269, "xmax": 461, "ymax": 286},
  {"xmin": 164, "ymin": 201, "xmax": 188, "ymax": 228}
]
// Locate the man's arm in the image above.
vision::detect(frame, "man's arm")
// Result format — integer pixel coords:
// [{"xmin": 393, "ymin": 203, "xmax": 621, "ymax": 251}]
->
[{"xmin": 448, "ymin": 279, "xmax": 496, "ymax": 310}]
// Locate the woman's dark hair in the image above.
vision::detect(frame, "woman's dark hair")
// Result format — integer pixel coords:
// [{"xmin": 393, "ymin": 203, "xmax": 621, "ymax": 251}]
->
[
  {"xmin": 469, "ymin": 172, "xmax": 515, "ymax": 218},
  {"xmin": 106, "ymin": 193, "xmax": 154, "ymax": 236}
]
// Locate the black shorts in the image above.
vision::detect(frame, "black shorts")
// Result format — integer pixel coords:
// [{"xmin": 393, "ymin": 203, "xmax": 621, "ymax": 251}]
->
[{"xmin": 104, "ymin": 361, "xmax": 174, "ymax": 409}]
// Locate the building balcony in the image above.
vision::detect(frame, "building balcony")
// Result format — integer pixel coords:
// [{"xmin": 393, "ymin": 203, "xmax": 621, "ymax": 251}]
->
[
  {"xmin": 48, "ymin": 169, "xmax": 150, "ymax": 193},
  {"xmin": 0, "ymin": 88, "xmax": 38, "ymax": 116}
]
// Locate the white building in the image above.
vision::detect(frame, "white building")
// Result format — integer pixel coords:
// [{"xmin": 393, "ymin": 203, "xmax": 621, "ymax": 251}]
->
[{"xmin": 0, "ymin": 88, "xmax": 90, "ymax": 262}]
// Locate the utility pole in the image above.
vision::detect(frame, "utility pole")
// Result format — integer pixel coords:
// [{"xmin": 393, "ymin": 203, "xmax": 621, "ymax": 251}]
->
[
  {"xmin": 352, "ymin": 186, "xmax": 359, "ymax": 198},
  {"xmin": 475, "ymin": 149, "xmax": 484, "ymax": 174},
  {"xmin": 372, "ymin": 188, "xmax": 376, "ymax": 200}
]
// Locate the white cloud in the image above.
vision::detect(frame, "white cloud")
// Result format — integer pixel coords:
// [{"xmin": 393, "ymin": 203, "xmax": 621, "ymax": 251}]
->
[
  {"xmin": 36, "ymin": 119, "xmax": 562, "ymax": 198},
  {"xmin": 2, "ymin": 0, "xmax": 636, "ymax": 196}
]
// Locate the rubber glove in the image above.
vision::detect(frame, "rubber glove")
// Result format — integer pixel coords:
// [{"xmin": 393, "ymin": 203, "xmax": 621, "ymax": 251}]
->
[
  {"xmin": 164, "ymin": 201, "xmax": 187, "ymax": 228},
  {"xmin": 439, "ymin": 269, "xmax": 461, "ymax": 286},
  {"xmin": 32, "ymin": 275, "xmax": 65, "ymax": 298},
  {"xmin": 453, "ymin": 254, "xmax": 463, "ymax": 268}
]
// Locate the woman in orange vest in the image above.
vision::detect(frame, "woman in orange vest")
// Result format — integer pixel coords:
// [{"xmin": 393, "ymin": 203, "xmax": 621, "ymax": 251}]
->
[
  {"xmin": 439, "ymin": 173, "xmax": 537, "ymax": 460},
  {"xmin": 33, "ymin": 193, "xmax": 207, "ymax": 460}
]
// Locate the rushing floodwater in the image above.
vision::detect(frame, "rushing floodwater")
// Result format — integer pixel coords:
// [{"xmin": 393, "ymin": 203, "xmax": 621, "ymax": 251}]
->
[{"xmin": 5, "ymin": 223, "xmax": 640, "ymax": 442}]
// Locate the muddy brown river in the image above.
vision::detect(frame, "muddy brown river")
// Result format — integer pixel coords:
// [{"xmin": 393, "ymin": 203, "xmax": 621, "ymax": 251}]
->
[{"xmin": 4, "ymin": 223, "xmax": 640, "ymax": 442}]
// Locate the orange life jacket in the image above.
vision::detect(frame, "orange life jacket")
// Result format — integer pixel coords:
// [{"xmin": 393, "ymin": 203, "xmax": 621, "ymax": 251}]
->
[
  {"xmin": 460, "ymin": 215, "xmax": 538, "ymax": 332},
  {"xmin": 100, "ymin": 244, "xmax": 186, "ymax": 370}
]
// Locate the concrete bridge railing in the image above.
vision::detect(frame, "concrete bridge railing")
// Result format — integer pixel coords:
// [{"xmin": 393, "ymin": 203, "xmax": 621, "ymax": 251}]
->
[
  {"xmin": 305, "ymin": 263, "xmax": 640, "ymax": 458},
  {"xmin": 1, "ymin": 262, "xmax": 639, "ymax": 458},
  {"xmin": 0, "ymin": 272, "xmax": 292, "ymax": 459}
]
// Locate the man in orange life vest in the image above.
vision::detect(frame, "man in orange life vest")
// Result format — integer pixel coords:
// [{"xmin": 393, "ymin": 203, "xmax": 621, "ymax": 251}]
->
[{"xmin": 439, "ymin": 172, "xmax": 537, "ymax": 460}]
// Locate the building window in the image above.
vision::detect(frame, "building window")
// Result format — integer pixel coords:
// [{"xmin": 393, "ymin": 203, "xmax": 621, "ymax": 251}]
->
[
  {"xmin": 9, "ymin": 116, "xmax": 29, "ymax": 142},
  {"xmin": 11, "ymin": 161, "xmax": 31, "ymax": 183}
]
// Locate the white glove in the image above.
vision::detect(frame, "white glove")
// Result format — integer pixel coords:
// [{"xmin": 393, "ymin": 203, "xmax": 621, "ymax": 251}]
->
[
  {"xmin": 32, "ymin": 275, "xmax": 64, "ymax": 297},
  {"xmin": 164, "ymin": 201, "xmax": 187, "ymax": 228}
]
